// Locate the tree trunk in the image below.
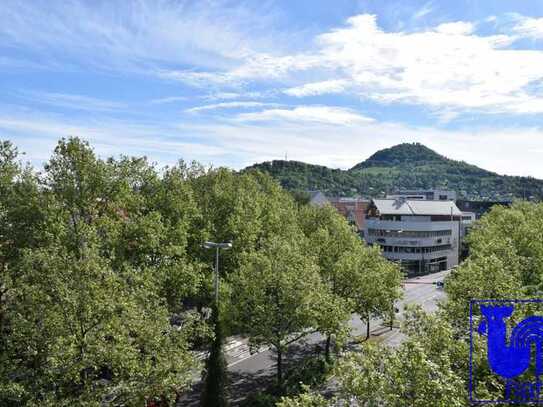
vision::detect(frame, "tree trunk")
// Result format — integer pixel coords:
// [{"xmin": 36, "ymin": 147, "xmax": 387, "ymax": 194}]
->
[
  {"xmin": 277, "ymin": 347, "xmax": 283, "ymax": 392},
  {"xmin": 365, "ymin": 317, "xmax": 370, "ymax": 341},
  {"xmin": 325, "ymin": 334, "xmax": 331, "ymax": 362}
]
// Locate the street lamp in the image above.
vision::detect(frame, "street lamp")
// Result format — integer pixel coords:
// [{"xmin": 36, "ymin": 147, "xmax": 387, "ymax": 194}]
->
[
  {"xmin": 386, "ymin": 229, "xmax": 404, "ymax": 331},
  {"xmin": 203, "ymin": 241, "xmax": 232, "ymax": 304}
]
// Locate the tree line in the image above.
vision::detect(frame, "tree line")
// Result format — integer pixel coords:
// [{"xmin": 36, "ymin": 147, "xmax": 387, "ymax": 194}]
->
[{"xmin": 0, "ymin": 138, "xmax": 402, "ymax": 406}]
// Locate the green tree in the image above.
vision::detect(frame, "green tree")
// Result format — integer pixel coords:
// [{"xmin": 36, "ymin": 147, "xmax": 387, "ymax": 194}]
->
[
  {"xmin": 230, "ymin": 236, "xmax": 325, "ymax": 392},
  {"xmin": 279, "ymin": 307, "xmax": 466, "ymax": 407},
  {"xmin": 298, "ymin": 204, "xmax": 358, "ymax": 360},
  {"xmin": 276, "ymin": 386, "xmax": 328, "ymax": 407},
  {"xmin": 2, "ymin": 243, "xmax": 199, "ymax": 405},
  {"xmin": 0, "ymin": 138, "xmax": 207, "ymax": 405},
  {"xmin": 442, "ymin": 202, "xmax": 543, "ymax": 400},
  {"xmin": 201, "ymin": 305, "xmax": 229, "ymax": 407},
  {"xmin": 335, "ymin": 244, "xmax": 402, "ymax": 340}
]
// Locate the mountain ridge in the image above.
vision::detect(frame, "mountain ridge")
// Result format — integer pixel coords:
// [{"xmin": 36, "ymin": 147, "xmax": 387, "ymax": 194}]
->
[{"xmin": 243, "ymin": 143, "xmax": 542, "ymax": 200}]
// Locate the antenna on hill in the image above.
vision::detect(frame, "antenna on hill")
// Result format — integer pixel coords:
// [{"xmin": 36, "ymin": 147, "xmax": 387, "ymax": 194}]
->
[{"xmin": 285, "ymin": 152, "xmax": 288, "ymax": 161}]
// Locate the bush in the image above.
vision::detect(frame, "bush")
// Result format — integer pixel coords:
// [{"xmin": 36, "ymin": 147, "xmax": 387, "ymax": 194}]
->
[{"xmin": 239, "ymin": 392, "xmax": 279, "ymax": 407}]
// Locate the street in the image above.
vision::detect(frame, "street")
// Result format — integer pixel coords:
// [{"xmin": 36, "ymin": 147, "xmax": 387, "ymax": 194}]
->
[{"xmin": 180, "ymin": 269, "xmax": 448, "ymax": 405}]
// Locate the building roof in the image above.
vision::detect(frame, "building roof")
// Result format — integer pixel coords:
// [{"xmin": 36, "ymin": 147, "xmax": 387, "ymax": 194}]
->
[
  {"xmin": 372, "ymin": 199, "xmax": 462, "ymax": 216},
  {"xmin": 328, "ymin": 196, "xmax": 369, "ymax": 203},
  {"xmin": 308, "ymin": 191, "xmax": 330, "ymax": 207}
]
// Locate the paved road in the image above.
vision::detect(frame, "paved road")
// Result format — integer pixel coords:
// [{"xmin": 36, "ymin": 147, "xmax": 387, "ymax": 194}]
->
[
  {"xmin": 228, "ymin": 269, "xmax": 448, "ymax": 369},
  {"xmin": 180, "ymin": 270, "xmax": 448, "ymax": 405}
]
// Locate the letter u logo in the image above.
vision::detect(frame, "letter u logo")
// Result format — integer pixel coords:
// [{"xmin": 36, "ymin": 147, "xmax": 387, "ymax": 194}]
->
[{"xmin": 478, "ymin": 304, "xmax": 543, "ymax": 378}]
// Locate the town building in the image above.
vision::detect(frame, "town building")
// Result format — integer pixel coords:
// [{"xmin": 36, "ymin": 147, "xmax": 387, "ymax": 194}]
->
[
  {"xmin": 364, "ymin": 198, "xmax": 467, "ymax": 275},
  {"xmin": 308, "ymin": 191, "xmax": 369, "ymax": 232}
]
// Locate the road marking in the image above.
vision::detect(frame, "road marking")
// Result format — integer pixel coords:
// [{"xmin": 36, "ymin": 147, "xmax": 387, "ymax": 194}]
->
[{"xmin": 228, "ymin": 346, "xmax": 270, "ymax": 367}]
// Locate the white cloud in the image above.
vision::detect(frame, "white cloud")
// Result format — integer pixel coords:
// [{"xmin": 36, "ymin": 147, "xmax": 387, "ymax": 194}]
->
[
  {"xmin": 513, "ymin": 16, "xmax": 543, "ymax": 39},
  {"xmin": 186, "ymin": 101, "xmax": 282, "ymax": 113},
  {"xmin": 202, "ymin": 90, "xmax": 275, "ymax": 101},
  {"xmin": 171, "ymin": 13, "xmax": 543, "ymax": 115},
  {"xmin": 156, "ymin": 70, "xmax": 242, "ymax": 87},
  {"xmin": 435, "ymin": 21, "xmax": 475, "ymax": 35},
  {"xmin": 6, "ymin": 1, "xmax": 543, "ymax": 117},
  {"xmin": 309, "ymin": 15, "xmax": 540, "ymax": 114},
  {"xmin": 283, "ymin": 79, "xmax": 348, "ymax": 97},
  {"xmin": 235, "ymin": 106, "xmax": 374, "ymax": 125}
]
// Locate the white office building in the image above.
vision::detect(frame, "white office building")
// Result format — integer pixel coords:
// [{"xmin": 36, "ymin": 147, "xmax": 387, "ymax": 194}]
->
[
  {"xmin": 364, "ymin": 198, "xmax": 465, "ymax": 274},
  {"xmin": 386, "ymin": 189, "xmax": 457, "ymax": 201}
]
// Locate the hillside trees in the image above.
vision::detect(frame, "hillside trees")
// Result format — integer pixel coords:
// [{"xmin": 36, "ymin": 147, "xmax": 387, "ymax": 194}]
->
[{"xmin": 246, "ymin": 143, "xmax": 543, "ymax": 200}]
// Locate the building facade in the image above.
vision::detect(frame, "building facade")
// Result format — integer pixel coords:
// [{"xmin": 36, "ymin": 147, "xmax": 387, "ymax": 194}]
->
[
  {"xmin": 387, "ymin": 189, "xmax": 457, "ymax": 201},
  {"xmin": 308, "ymin": 192, "xmax": 369, "ymax": 232},
  {"xmin": 364, "ymin": 198, "xmax": 466, "ymax": 274}
]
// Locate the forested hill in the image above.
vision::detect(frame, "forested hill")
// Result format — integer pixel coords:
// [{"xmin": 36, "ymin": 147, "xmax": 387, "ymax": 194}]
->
[{"xmin": 244, "ymin": 143, "xmax": 543, "ymax": 200}]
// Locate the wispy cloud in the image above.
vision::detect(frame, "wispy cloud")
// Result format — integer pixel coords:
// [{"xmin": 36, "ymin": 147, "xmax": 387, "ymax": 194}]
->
[
  {"xmin": 17, "ymin": 91, "xmax": 126, "ymax": 112},
  {"xmin": 283, "ymin": 80, "xmax": 348, "ymax": 97},
  {"xmin": 0, "ymin": 112, "xmax": 231, "ymax": 167},
  {"xmin": 158, "ymin": 13, "xmax": 543, "ymax": 116},
  {"xmin": 0, "ymin": 0, "xmax": 279, "ymax": 73},
  {"xmin": 202, "ymin": 90, "xmax": 273, "ymax": 101},
  {"xmin": 149, "ymin": 96, "xmax": 189, "ymax": 105},
  {"xmin": 186, "ymin": 101, "xmax": 282, "ymax": 113},
  {"xmin": 413, "ymin": 2, "xmax": 433, "ymax": 20},
  {"xmin": 235, "ymin": 106, "xmax": 374, "ymax": 125}
]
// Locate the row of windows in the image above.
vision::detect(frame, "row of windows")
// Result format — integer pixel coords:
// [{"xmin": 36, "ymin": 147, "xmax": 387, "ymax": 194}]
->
[
  {"xmin": 368, "ymin": 229, "xmax": 452, "ymax": 238},
  {"xmin": 373, "ymin": 215, "xmax": 461, "ymax": 222},
  {"xmin": 380, "ymin": 244, "xmax": 452, "ymax": 254}
]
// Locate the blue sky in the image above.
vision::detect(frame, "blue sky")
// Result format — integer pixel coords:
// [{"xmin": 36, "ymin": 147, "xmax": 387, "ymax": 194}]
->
[{"xmin": 2, "ymin": 1, "xmax": 543, "ymax": 177}]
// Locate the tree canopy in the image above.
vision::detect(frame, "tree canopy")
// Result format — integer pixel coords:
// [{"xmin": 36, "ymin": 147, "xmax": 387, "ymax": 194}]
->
[{"xmin": 1, "ymin": 137, "xmax": 404, "ymax": 405}]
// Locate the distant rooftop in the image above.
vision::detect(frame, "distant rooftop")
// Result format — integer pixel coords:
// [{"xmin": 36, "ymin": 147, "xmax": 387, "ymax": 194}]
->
[{"xmin": 372, "ymin": 198, "xmax": 462, "ymax": 216}]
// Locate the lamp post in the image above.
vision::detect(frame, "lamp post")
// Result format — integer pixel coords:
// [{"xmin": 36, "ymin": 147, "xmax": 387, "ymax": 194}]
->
[
  {"xmin": 203, "ymin": 241, "xmax": 232, "ymax": 304},
  {"xmin": 385, "ymin": 229, "xmax": 403, "ymax": 331}
]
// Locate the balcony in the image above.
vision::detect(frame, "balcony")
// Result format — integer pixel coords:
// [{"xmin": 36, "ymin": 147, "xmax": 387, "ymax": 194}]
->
[
  {"xmin": 365, "ymin": 218, "xmax": 458, "ymax": 232},
  {"xmin": 366, "ymin": 236, "xmax": 452, "ymax": 247},
  {"xmin": 381, "ymin": 249, "xmax": 454, "ymax": 261}
]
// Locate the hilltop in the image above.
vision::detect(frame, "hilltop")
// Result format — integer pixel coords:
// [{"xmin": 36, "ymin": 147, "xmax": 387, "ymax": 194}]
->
[{"xmin": 244, "ymin": 143, "xmax": 543, "ymax": 200}]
